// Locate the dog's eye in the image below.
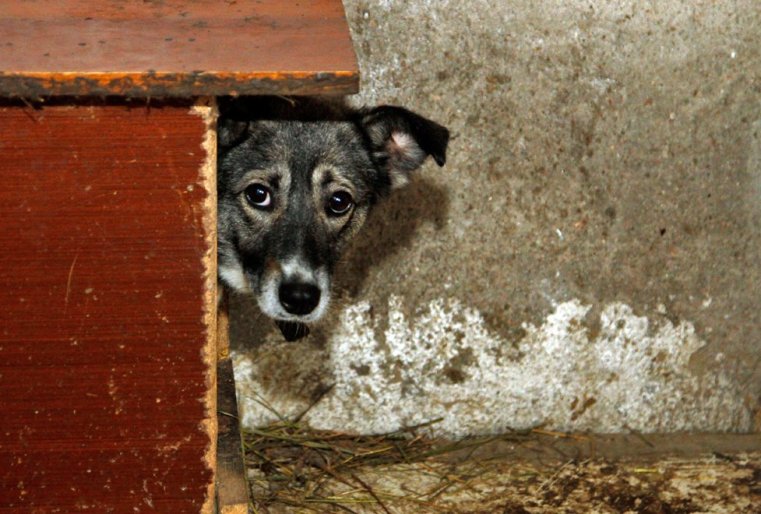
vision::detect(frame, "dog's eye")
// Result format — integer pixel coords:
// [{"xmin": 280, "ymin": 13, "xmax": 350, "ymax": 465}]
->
[
  {"xmin": 326, "ymin": 191, "xmax": 354, "ymax": 216},
  {"xmin": 244, "ymin": 183, "xmax": 272, "ymax": 209}
]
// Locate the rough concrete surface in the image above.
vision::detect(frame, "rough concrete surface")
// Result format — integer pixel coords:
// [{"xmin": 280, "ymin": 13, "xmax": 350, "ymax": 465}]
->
[{"xmin": 230, "ymin": 1, "xmax": 761, "ymax": 436}]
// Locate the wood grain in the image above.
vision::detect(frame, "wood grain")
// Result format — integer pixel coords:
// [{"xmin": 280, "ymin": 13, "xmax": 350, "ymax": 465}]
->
[
  {"xmin": 0, "ymin": 102, "xmax": 216, "ymax": 513},
  {"xmin": 0, "ymin": 0, "xmax": 359, "ymax": 97},
  {"xmin": 216, "ymin": 358, "xmax": 249, "ymax": 514}
]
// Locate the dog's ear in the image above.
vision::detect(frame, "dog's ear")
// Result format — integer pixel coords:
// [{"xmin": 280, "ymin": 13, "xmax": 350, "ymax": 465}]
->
[
  {"xmin": 360, "ymin": 106, "xmax": 450, "ymax": 189},
  {"xmin": 217, "ymin": 118, "xmax": 250, "ymax": 151}
]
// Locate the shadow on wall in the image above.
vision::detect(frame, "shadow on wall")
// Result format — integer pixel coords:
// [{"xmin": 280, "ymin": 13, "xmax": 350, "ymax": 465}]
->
[
  {"xmin": 229, "ymin": 175, "xmax": 450, "ymax": 351},
  {"xmin": 338, "ymin": 175, "xmax": 450, "ymax": 297}
]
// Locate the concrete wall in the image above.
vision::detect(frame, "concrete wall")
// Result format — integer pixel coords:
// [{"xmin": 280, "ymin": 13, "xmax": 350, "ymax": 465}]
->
[{"xmin": 231, "ymin": 0, "xmax": 761, "ymax": 437}]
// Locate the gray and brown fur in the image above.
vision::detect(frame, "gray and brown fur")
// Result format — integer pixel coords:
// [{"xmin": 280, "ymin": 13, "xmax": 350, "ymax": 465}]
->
[{"xmin": 217, "ymin": 96, "xmax": 449, "ymax": 338}]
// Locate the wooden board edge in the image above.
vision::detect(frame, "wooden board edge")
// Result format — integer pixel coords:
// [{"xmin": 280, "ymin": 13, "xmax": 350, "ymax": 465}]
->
[
  {"xmin": 216, "ymin": 358, "xmax": 251, "ymax": 513},
  {"xmin": 191, "ymin": 97, "xmax": 220, "ymax": 514},
  {"xmin": 220, "ymin": 505, "xmax": 249, "ymax": 514},
  {"xmin": 217, "ymin": 289, "xmax": 231, "ymax": 361},
  {"xmin": 0, "ymin": 71, "xmax": 359, "ymax": 98}
]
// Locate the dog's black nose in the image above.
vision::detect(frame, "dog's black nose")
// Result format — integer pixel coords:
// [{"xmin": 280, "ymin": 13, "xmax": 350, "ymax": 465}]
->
[{"xmin": 279, "ymin": 282, "xmax": 321, "ymax": 315}]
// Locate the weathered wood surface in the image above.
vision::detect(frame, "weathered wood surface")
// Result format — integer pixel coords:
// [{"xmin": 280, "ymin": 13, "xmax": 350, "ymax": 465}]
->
[
  {"xmin": 216, "ymin": 358, "xmax": 249, "ymax": 514},
  {"xmin": 0, "ymin": 101, "xmax": 217, "ymax": 513},
  {"xmin": 0, "ymin": 0, "xmax": 359, "ymax": 97}
]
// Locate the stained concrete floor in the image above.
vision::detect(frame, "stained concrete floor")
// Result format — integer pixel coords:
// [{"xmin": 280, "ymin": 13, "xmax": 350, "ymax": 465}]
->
[{"xmin": 246, "ymin": 433, "xmax": 761, "ymax": 513}]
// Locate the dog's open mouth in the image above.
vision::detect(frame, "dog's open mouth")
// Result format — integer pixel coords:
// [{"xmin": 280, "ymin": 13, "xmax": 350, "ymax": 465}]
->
[{"xmin": 275, "ymin": 320, "xmax": 310, "ymax": 342}]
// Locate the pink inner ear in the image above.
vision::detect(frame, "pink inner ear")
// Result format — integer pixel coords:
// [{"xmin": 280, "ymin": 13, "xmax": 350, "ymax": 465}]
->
[
  {"xmin": 390, "ymin": 131, "xmax": 417, "ymax": 154},
  {"xmin": 385, "ymin": 131, "xmax": 427, "ymax": 187}
]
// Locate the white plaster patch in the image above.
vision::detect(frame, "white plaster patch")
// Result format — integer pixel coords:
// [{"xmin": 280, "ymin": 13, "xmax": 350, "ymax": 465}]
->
[{"xmin": 233, "ymin": 297, "xmax": 750, "ymax": 437}]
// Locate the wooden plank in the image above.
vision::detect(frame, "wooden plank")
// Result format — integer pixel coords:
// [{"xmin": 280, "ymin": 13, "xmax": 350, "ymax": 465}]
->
[
  {"xmin": 216, "ymin": 358, "xmax": 249, "ymax": 514},
  {"xmin": 0, "ymin": 100, "xmax": 218, "ymax": 513},
  {"xmin": 217, "ymin": 289, "xmax": 231, "ymax": 361},
  {"xmin": 0, "ymin": 0, "xmax": 359, "ymax": 97}
]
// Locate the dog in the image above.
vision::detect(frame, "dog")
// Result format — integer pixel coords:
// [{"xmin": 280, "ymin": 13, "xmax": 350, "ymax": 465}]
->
[{"xmin": 217, "ymin": 96, "xmax": 449, "ymax": 340}]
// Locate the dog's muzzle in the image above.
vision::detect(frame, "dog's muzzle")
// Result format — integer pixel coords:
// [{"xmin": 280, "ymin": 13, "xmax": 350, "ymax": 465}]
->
[
  {"xmin": 278, "ymin": 281, "xmax": 321, "ymax": 315},
  {"xmin": 255, "ymin": 258, "xmax": 330, "ymax": 331}
]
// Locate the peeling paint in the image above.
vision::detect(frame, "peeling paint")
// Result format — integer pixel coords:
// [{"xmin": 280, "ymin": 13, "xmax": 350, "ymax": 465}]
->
[
  {"xmin": 234, "ymin": 297, "xmax": 750, "ymax": 437},
  {"xmin": 190, "ymin": 98, "xmax": 219, "ymax": 514}
]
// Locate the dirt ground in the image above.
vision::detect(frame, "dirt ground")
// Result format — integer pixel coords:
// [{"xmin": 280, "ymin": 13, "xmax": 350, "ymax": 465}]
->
[{"xmin": 245, "ymin": 432, "xmax": 761, "ymax": 513}]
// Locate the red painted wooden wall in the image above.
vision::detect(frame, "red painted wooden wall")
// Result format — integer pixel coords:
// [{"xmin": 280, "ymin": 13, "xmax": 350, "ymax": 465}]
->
[
  {"xmin": 0, "ymin": 101, "xmax": 218, "ymax": 513},
  {"xmin": 0, "ymin": 1, "xmax": 357, "ymax": 511}
]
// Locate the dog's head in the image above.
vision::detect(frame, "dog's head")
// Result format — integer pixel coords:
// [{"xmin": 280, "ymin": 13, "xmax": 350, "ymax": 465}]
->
[{"xmin": 217, "ymin": 96, "xmax": 449, "ymax": 325}]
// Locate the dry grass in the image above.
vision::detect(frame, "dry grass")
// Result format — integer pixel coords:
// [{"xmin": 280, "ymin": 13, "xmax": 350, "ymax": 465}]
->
[
  {"xmin": 241, "ymin": 400, "xmax": 761, "ymax": 513},
  {"xmin": 243, "ymin": 416, "xmax": 539, "ymax": 513}
]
